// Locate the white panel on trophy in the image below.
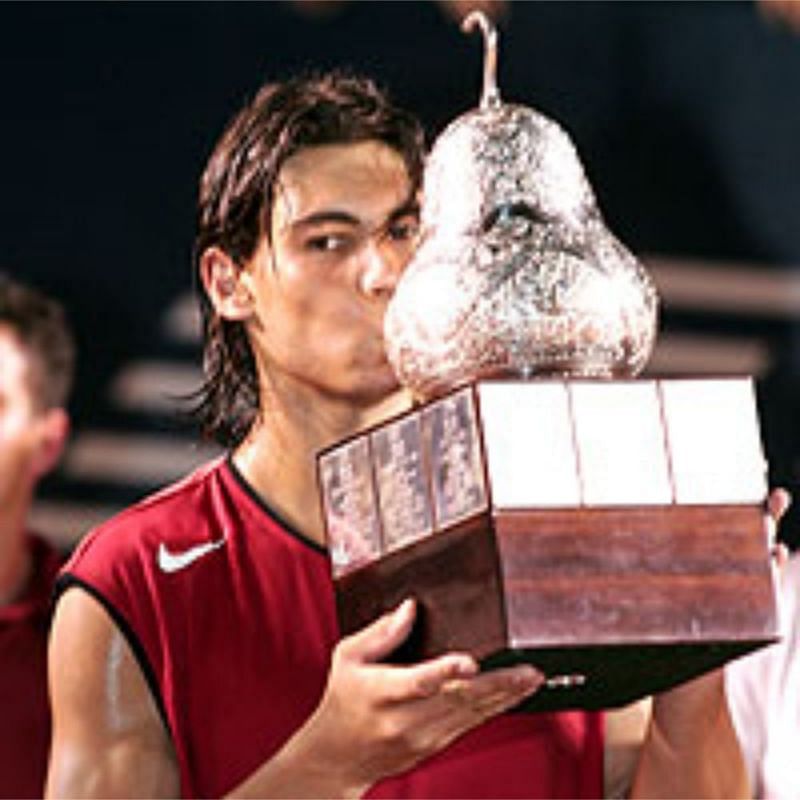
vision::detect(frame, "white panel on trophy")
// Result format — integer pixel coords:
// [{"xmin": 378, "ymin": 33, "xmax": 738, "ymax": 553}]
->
[
  {"xmin": 660, "ymin": 378, "xmax": 768, "ymax": 505},
  {"xmin": 478, "ymin": 382, "xmax": 580, "ymax": 508},
  {"xmin": 570, "ymin": 381, "xmax": 673, "ymax": 506}
]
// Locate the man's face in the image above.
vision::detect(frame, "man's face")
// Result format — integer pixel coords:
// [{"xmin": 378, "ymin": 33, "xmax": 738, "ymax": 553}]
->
[
  {"xmin": 243, "ymin": 140, "xmax": 419, "ymax": 408},
  {"xmin": 0, "ymin": 324, "xmax": 45, "ymax": 509}
]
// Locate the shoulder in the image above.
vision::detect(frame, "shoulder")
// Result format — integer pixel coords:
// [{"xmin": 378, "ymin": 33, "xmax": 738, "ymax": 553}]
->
[
  {"xmin": 57, "ymin": 456, "xmax": 237, "ymax": 607},
  {"xmin": 53, "ymin": 457, "xmax": 233, "ymax": 679},
  {"xmin": 66, "ymin": 456, "xmax": 228, "ymax": 568}
]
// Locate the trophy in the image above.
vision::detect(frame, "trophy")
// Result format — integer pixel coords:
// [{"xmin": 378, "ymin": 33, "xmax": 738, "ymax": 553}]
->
[{"xmin": 318, "ymin": 12, "xmax": 778, "ymax": 710}]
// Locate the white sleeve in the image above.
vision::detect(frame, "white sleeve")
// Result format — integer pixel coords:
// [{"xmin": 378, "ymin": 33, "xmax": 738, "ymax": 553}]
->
[{"xmin": 725, "ymin": 555, "xmax": 800, "ymax": 799}]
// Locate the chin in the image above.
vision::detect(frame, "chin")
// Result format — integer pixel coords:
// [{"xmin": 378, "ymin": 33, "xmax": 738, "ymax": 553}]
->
[
  {"xmin": 360, "ymin": 374, "xmax": 401, "ymax": 404},
  {"xmin": 350, "ymin": 365, "xmax": 406, "ymax": 406}
]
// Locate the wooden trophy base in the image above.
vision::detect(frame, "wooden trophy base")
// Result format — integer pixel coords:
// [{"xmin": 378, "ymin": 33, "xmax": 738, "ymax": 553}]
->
[
  {"xmin": 335, "ymin": 504, "xmax": 775, "ymax": 710},
  {"xmin": 319, "ymin": 379, "xmax": 778, "ymax": 710}
]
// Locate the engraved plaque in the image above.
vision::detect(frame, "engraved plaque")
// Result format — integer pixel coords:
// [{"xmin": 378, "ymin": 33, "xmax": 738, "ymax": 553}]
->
[
  {"xmin": 422, "ymin": 386, "xmax": 488, "ymax": 529},
  {"xmin": 371, "ymin": 414, "xmax": 433, "ymax": 553},
  {"xmin": 570, "ymin": 381, "xmax": 672, "ymax": 506},
  {"xmin": 318, "ymin": 436, "xmax": 381, "ymax": 578},
  {"xmin": 478, "ymin": 381, "xmax": 580, "ymax": 508}
]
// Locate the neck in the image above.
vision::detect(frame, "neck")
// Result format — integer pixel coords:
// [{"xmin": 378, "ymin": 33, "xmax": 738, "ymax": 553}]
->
[
  {"xmin": 233, "ymin": 385, "xmax": 412, "ymax": 546},
  {"xmin": 0, "ymin": 502, "xmax": 32, "ymax": 607}
]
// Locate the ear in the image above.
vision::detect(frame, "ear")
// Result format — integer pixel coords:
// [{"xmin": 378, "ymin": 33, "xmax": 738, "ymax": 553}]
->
[
  {"xmin": 199, "ymin": 246, "xmax": 254, "ymax": 321},
  {"xmin": 31, "ymin": 407, "xmax": 70, "ymax": 480}
]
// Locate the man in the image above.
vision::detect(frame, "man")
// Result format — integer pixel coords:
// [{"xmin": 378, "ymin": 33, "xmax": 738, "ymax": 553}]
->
[
  {"xmin": 47, "ymin": 72, "xmax": 751, "ymax": 798},
  {"xmin": 0, "ymin": 274, "xmax": 73, "ymax": 798}
]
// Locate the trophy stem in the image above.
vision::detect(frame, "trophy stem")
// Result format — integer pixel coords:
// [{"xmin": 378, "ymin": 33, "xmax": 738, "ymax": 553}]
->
[{"xmin": 462, "ymin": 10, "xmax": 501, "ymax": 110}]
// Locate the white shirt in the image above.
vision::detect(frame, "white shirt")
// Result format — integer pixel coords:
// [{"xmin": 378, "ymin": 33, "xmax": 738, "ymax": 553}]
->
[{"xmin": 726, "ymin": 554, "xmax": 800, "ymax": 799}]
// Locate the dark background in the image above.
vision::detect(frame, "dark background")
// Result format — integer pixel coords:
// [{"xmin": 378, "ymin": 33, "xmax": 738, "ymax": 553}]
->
[{"xmin": 2, "ymin": 1, "xmax": 800, "ymax": 547}]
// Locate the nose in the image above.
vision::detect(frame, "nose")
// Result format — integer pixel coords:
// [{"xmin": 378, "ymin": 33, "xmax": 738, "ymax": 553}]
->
[{"xmin": 358, "ymin": 239, "xmax": 403, "ymax": 300}]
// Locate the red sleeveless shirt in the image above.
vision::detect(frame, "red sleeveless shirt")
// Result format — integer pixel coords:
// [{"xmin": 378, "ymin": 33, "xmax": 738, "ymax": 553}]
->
[{"xmin": 59, "ymin": 457, "xmax": 602, "ymax": 798}]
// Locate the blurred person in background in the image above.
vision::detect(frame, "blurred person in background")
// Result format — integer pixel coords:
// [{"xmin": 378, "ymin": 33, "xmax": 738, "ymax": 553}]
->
[
  {"xmin": 726, "ymin": 546, "xmax": 800, "ymax": 799},
  {"xmin": 0, "ymin": 274, "xmax": 74, "ymax": 799}
]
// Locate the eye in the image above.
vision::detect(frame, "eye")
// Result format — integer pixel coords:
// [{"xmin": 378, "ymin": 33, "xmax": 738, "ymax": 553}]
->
[
  {"xmin": 386, "ymin": 214, "xmax": 420, "ymax": 243},
  {"xmin": 305, "ymin": 233, "xmax": 352, "ymax": 253}
]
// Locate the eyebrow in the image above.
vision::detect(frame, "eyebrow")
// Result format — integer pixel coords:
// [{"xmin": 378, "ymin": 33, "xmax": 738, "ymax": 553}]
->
[
  {"xmin": 288, "ymin": 198, "xmax": 420, "ymax": 234},
  {"xmin": 290, "ymin": 210, "xmax": 361, "ymax": 230}
]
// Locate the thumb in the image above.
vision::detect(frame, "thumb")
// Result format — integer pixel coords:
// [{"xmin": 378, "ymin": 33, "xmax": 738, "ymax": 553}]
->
[{"xmin": 339, "ymin": 598, "xmax": 416, "ymax": 664}]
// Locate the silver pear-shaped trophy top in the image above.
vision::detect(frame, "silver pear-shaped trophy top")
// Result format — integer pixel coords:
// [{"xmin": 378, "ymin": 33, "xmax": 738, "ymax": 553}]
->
[{"xmin": 384, "ymin": 11, "xmax": 659, "ymax": 400}]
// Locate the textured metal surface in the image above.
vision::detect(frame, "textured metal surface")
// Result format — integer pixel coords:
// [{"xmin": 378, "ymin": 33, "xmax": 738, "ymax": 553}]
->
[{"xmin": 385, "ymin": 12, "xmax": 658, "ymax": 400}]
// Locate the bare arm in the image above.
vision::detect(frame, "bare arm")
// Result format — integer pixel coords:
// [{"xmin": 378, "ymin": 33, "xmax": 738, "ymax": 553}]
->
[
  {"xmin": 48, "ymin": 592, "xmax": 542, "ymax": 799},
  {"xmin": 46, "ymin": 587, "xmax": 179, "ymax": 798},
  {"xmin": 604, "ymin": 673, "xmax": 748, "ymax": 800},
  {"xmin": 630, "ymin": 670, "xmax": 748, "ymax": 799},
  {"xmin": 605, "ymin": 698, "xmax": 652, "ymax": 799}
]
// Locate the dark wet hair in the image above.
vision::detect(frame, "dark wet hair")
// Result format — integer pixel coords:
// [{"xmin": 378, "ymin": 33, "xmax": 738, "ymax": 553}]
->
[{"xmin": 193, "ymin": 71, "xmax": 425, "ymax": 447}]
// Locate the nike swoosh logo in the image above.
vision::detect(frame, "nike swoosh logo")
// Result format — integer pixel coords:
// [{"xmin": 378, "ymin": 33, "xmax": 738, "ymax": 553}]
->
[{"xmin": 157, "ymin": 538, "xmax": 226, "ymax": 574}]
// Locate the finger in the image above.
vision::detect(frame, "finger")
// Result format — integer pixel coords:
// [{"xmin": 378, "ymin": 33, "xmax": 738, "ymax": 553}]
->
[
  {"xmin": 423, "ymin": 666, "xmax": 545, "ymax": 739},
  {"xmin": 367, "ymin": 657, "xmax": 542, "ymax": 708},
  {"xmin": 368, "ymin": 651, "xmax": 481, "ymax": 703},
  {"xmin": 445, "ymin": 664, "xmax": 544, "ymax": 713},
  {"xmin": 767, "ymin": 487, "xmax": 791, "ymax": 523},
  {"xmin": 337, "ymin": 598, "xmax": 417, "ymax": 664},
  {"xmin": 764, "ymin": 489, "xmax": 792, "ymax": 563}
]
